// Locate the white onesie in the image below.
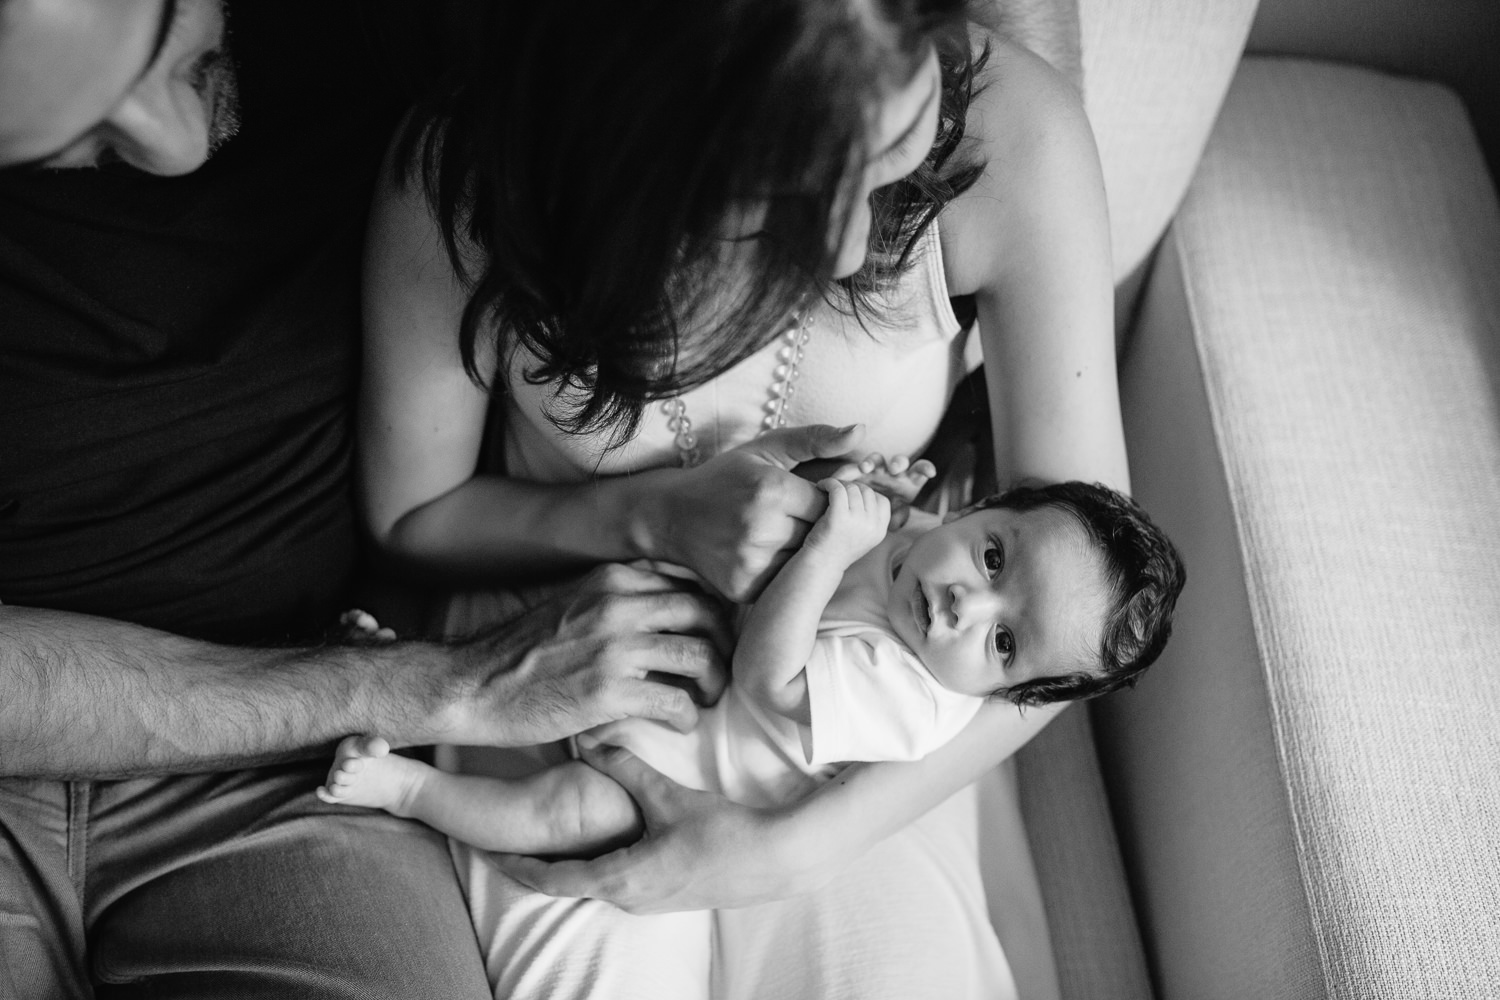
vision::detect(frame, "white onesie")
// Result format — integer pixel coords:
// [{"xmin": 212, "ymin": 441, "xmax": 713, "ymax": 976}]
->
[{"xmin": 594, "ymin": 508, "xmax": 984, "ymax": 809}]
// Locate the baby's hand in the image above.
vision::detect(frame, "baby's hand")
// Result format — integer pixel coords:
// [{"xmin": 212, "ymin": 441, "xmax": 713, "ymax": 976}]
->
[
  {"xmin": 827, "ymin": 453, "xmax": 935, "ymax": 530},
  {"xmin": 804, "ymin": 479, "xmax": 891, "ymax": 565},
  {"xmin": 829, "ymin": 453, "xmax": 936, "ymax": 504}
]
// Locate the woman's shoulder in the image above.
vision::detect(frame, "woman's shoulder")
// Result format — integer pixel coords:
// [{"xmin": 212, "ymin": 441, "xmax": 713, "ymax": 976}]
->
[{"xmin": 938, "ymin": 39, "xmax": 1100, "ymax": 297}]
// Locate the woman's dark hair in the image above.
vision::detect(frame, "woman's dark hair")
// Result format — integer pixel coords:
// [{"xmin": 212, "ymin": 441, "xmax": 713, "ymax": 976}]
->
[
  {"xmin": 965, "ymin": 482, "xmax": 1188, "ymax": 709},
  {"xmin": 398, "ymin": 0, "xmax": 984, "ymax": 443}
]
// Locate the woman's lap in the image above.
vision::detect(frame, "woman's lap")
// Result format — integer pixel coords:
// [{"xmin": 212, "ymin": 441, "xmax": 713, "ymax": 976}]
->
[
  {"xmin": 442, "ymin": 587, "xmax": 1020, "ymax": 1000},
  {"xmin": 457, "ymin": 843, "xmax": 712, "ymax": 1000},
  {"xmin": 452, "ymin": 780, "xmax": 1015, "ymax": 1000},
  {"xmin": 713, "ymin": 785, "xmax": 1016, "ymax": 1000}
]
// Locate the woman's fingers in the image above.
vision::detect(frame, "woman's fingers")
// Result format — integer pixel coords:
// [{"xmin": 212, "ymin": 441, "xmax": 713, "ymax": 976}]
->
[
  {"xmin": 488, "ymin": 852, "xmax": 601, "ymax": 900},
  {"xmin": 578, "ymin": 740, "xmax": 680, "ymax": 815},
  {"xmin": 742, "ymin": 423, "xmax": 865, "ymax": 471},
  {"xmin": 486, "ymin": 743, "xmax": 687, "ymax": 904}
]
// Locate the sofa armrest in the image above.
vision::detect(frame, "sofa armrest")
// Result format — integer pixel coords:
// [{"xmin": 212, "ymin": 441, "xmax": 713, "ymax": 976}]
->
[{"xmin": 1102, "ymin": 56, "xmax": 1500, "ymax": 997}]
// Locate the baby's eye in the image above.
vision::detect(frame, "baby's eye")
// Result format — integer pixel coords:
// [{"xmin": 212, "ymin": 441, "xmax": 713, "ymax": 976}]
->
[
  {"xmin": 993, "ymin": 627, "xmax": 1015, "ymax": 658},
  {"xmin": 982, "ymin": 542, "xmax": 1004, "ymax": 578}
]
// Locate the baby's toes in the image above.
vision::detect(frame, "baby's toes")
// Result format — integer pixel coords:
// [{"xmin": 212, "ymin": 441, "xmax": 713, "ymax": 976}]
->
[{"xmin": 332, "ymin": 734, "xmax": 368, "ymax": 763}]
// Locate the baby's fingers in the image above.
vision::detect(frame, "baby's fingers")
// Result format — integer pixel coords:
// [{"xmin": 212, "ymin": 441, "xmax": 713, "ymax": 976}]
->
[{"xmin": 816, "ymin": 477, "xmax": 850, "ymax": 509}]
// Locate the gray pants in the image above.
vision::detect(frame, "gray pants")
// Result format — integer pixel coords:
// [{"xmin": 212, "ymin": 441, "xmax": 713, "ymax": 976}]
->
[{"xmin": 0, "ymin": 761, "xmax": 490, "ymax": 999}]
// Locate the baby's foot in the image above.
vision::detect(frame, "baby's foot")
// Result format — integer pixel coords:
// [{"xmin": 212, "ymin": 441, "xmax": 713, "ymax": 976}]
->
[
  {"xmin": 831, "ymin": 453, "xmax": 937, "ymax": 503},
  {"xmin": 316, "ymin": 735, "xmax": 427, "ymax": 816}
]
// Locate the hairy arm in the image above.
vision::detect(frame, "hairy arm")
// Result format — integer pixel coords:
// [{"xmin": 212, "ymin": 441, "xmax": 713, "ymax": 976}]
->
[
  {"xmin": 0, "ymin": 564, "xmax": 728, "ymax": 779},
  {"xmin": 0, "ymin": 605, "xmax": 456, "ymax": 778}
]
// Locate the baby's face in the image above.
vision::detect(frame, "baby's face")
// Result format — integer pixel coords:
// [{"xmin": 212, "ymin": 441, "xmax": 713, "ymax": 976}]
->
[{"xmin": 887, "ymin": 505, "xmax": 1113, "ymax": 698}]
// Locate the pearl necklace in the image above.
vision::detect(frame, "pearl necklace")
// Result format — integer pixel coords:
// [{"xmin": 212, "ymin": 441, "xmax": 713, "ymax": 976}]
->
[{"xmin": 661, "ymin": 310, "xmax": 814, "ymax": 468}]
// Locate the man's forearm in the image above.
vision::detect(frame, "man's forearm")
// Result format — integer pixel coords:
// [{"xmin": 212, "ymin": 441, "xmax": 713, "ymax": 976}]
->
[{"xmin": 0, "ymin": 605, "xmax": 451, "ymax": 779}]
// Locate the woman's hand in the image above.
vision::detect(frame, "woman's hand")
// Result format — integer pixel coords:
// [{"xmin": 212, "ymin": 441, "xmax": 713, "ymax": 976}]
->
[
  {"xmin": 644, "ymin": 424, "xmax": 866, "ymax": 601},
  {"xmin": 488, "ymin": 740, "xmax": 835, "ymax": 913}
]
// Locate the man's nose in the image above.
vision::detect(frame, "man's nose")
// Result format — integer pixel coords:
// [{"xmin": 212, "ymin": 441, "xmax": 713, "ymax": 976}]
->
[{"xmin": 107, "ymin": 80, "xmax": 211, "ymax": 176}]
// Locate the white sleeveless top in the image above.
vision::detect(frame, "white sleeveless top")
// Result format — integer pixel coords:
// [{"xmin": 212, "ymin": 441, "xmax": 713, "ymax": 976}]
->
[{"xmin": 498, "ymin": 224, "xmax": 978, "ymax": 480}]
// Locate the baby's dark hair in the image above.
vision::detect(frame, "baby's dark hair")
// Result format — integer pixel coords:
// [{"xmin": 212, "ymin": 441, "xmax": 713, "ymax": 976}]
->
[{"xmin": 966, "ymin": 481, "xmax": 1186, "ymax": 708}]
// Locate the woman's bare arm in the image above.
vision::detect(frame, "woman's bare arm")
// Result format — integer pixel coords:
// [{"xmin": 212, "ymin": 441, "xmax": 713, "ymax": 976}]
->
[
  {"xmin": 491, "ymin": 700, "xmax": 1060, "ymax": 911},
  {"xmin": 945, "ymin": 38, "xmax": 1128, "ymax": 492},
  {"xmin": 360, "ymin": 141, "xmax": 861, "ymax": 599}
]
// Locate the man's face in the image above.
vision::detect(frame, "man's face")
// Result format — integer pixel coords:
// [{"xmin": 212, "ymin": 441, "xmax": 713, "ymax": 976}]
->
[{"xmin": 0, "ymin": 0, "xmax": 238, "ymax": 175}]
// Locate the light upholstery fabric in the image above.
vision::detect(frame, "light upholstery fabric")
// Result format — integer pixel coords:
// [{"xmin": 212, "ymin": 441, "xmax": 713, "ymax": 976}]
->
[
  {"xmin": 1078, "ymin": 0, "xmax": 1260, "ymax": 317},
  {"xmin": 1101, "ymin": 57, "xmax": 1500, "ymax": 998},
  {"xmin": 1011, "ymin": 4, "xmax": 1260, "ymax": 994},
  {"xmin": 1014, "ymin": 705, "xmax": 1153, "ymax": 1000}
]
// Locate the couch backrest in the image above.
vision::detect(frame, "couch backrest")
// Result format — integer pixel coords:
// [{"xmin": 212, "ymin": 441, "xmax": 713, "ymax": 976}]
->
[
  {"xmin": 1248, "ymin": 0, "xmax": 1500, "ymax": 182},
  {"xmin": 1078, "ymin": 0, "xmax": 1260, "ymax": 328}
]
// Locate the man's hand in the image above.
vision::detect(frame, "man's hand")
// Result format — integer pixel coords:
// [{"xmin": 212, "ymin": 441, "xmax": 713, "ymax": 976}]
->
[
  {"xmin": 649, "ymin": 424, "xmax": 866, "ymax": 601},
  {"xmin": 438, "ymin": 563, "xmax": 732, "ymax": 747},
  {"xmin": 488, "ymin": 740, "xmax": 834, "ymax": 913}
]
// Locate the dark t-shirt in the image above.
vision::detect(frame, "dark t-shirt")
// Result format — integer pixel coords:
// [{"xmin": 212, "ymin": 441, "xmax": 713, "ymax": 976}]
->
[{"xmin": 0, "ymin": 3, "xmax": 411, "ymax": 644}]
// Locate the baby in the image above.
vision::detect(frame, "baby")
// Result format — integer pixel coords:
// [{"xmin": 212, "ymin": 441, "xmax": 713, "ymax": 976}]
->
[{"xmin": 319, "ymin": 462, "xmax": 1185, "ymax": 858}]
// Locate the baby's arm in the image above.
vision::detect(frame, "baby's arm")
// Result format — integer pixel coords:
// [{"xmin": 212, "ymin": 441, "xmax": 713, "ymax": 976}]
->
[
  {"xmin": 734, "ymin": 480, "xmax": 890, "ymax": 722},
  {"xmin": 319, "ymin": 735, "xmax": 641, "ymax": 856}
]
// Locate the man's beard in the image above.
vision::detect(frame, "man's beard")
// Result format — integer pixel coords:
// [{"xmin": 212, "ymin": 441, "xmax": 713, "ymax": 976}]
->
[{"xmin": 192, "ymin": 45, "xmax": 242, "ymax": 157}]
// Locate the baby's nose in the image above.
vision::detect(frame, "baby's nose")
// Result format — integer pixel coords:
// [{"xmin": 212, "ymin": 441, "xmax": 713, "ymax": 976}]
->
[{"xmin": 949, "ymin": 584, "xmax": 999, "ymax": 625}]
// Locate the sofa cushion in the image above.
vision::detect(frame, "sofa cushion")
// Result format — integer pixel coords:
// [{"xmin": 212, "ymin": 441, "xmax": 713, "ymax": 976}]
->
[
  {"xmin": 1101, "ymin": 56, "xmax": 1500, "ymax": 997},
  {"xmin": 1078, "ymin": 0, "xmax": 1259, "ymax": 325},
  {"xmin": 1013, "ymin": 706, "xmax": 1154, "ymax": 999}
]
